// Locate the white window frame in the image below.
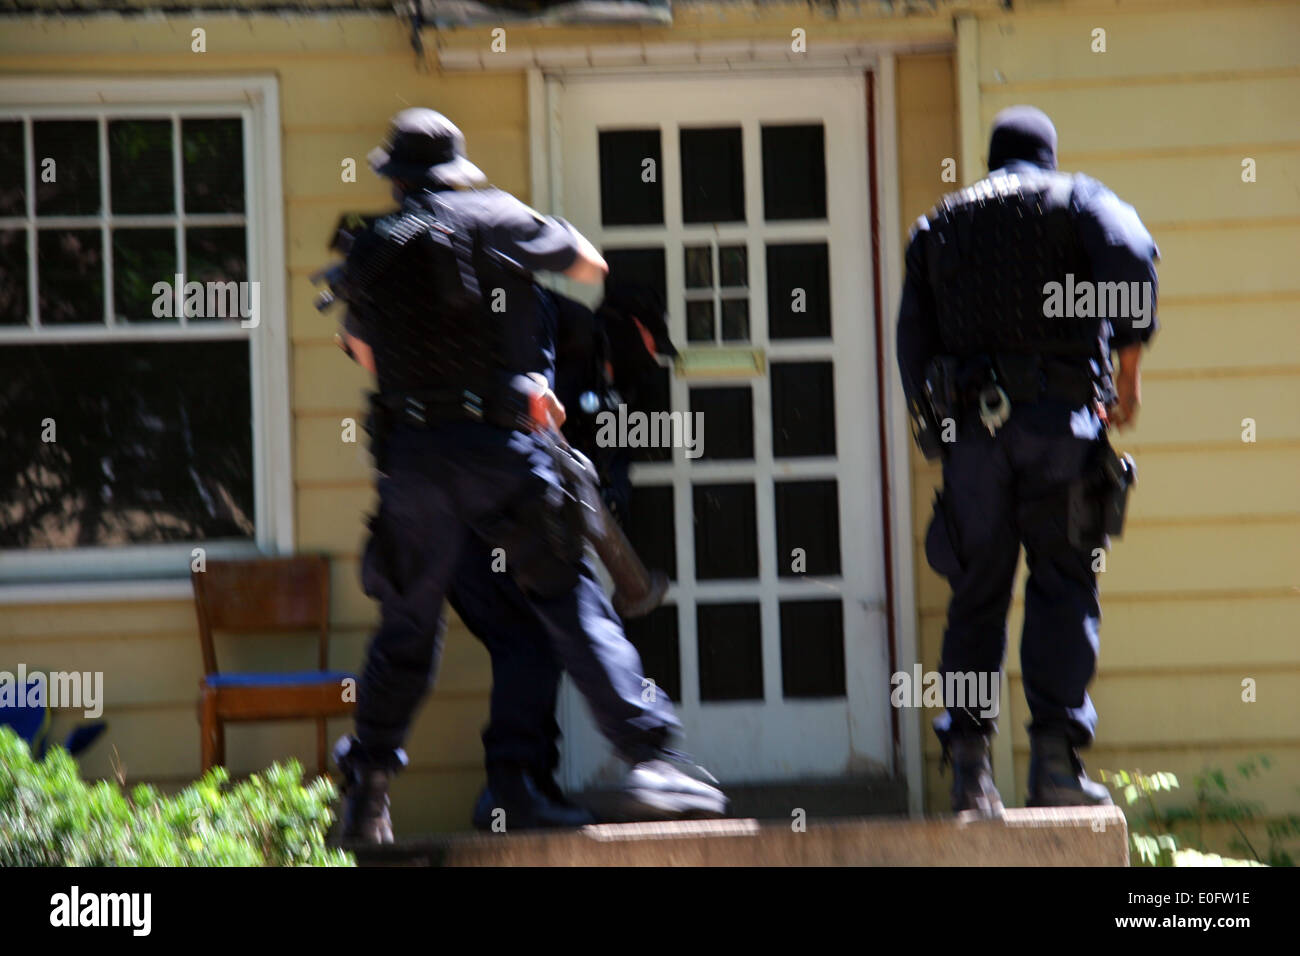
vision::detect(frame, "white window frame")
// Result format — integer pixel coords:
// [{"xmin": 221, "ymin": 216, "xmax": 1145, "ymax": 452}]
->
[{"xmin": 0, "ymin": 75, "xmax": 292, "ymax": 599}]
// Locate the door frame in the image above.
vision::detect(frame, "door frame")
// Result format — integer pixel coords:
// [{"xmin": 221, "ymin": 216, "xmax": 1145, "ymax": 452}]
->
[{"xmin": 527, "ymin": 55, "xmax": 925, "ymax": 814}]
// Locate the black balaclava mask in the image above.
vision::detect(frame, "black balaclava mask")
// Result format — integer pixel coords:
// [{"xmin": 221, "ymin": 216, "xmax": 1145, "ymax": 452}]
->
[{"xmin": 987, "ymin": 105, "xmax": 1058, "ymax": 172}]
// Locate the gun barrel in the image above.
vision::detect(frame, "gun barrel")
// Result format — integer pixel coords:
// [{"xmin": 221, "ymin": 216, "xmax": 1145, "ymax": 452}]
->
[
  {"xmin": 587, "ymin": 495, "xmax": 669, "ymax": 619},
  {"xmin": 542, "ymin": 425, "xmax": 669, "ymax": 619}
]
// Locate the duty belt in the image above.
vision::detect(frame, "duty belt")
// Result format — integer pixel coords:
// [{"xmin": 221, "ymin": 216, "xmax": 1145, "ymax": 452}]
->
[
  {"xmin": 373, "ymin": 386, "xmax": 533, "ymax": 432},
  {"xmin": 988, "ymin": 354, "xmax": 1101, "ymax": 407}
]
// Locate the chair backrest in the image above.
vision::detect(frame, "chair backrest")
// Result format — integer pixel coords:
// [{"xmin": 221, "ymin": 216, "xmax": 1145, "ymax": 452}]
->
[{"xmin": 191, "ymin": 555, "xmax": 331, "ymax": 677}]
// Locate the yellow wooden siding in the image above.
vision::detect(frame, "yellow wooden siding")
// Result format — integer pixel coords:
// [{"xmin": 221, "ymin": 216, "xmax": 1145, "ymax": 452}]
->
[
  {"xmin": 0, "ymin": 19, "xmax": 518, "ymax": 815},
  {"xmin": 894, "ymin": 51, "xmax": 960, "ymax": 815},
  {"xmin": 977, "ymin": 1, "xmax": 1300, "ymax": 85}
]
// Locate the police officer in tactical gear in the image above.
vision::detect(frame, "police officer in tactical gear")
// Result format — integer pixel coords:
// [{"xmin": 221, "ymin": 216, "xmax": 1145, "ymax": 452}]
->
[
  {"xmin": 897, "ymin": 105, "xmax": 1158, "ymax": 816},
  {"xmin": 463, "ymin": 283, "xmax": 677, "ymax": 830},
  {"xmin": 336, "ymin": 284, "xmax": 598, "ymax": 832},
  {"xmin": 332, "ymin": 108, "xmax": 726, "ymax": 842},
  {"xmin": 335, "ymin": 280, "xmax": 677, "ymax": 830}
]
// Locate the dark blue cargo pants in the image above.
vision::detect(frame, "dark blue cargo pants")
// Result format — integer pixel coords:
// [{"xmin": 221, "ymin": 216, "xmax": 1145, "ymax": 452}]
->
[
  {"xmin": 926, "ymin": 401, "xmax": 1108, "ymax": 747},
  {"xmin": 353, "ymin": 420, "xmax": 678, "ymax": 768},
  {"xmin": 447, "ymin": 535, "xmax": 564, "ymax": 774}
]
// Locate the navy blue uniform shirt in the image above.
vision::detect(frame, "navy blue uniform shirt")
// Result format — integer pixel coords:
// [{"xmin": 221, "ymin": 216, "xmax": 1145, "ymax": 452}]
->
[
  {"xmin": 346, "ymin": 186, "xmax": 581, "ymax": 387},
  {"xmin": 896, "ymin": 160, "xmax": 1160, "ymax": 405}
]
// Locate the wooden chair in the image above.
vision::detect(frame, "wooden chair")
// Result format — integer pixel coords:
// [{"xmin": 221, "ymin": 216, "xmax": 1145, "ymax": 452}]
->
[{"xmin": 192, "ymin": 555, "xmax": 354, "ymax": 775}]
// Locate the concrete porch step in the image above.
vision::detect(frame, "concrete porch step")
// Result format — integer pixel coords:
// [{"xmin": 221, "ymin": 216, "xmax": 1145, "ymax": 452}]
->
[{"xmin": 352, "ymin": 806, "xmax": 1129, "ymax": 866}]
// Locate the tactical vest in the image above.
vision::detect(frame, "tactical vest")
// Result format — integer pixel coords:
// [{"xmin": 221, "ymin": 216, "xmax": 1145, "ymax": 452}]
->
[
  {"xmin": 921, "ymin": 170, "xmax": 1103, "ymax": 363},
  {"xmin": 343, "ymin": 192, "xmax": 505, "ymax": 397}
]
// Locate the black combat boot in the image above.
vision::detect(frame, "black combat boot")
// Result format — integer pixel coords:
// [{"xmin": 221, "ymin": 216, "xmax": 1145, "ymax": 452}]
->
[
  {"xmin": 944, "ymin": 733, "xmax": 1004, "ymax": 818},
  {"xmin": 1025, "ymin": 733, "xmax": 1113, "ymax": 807},
  {"xmin": 531, "ymin": 764, "xmax": 596, "ymax": 821},
  {"xmin": 472, "ymin": 762, "xmax": 596, "ymax": 831},
  {"xmin": 471, "ymin": 785, "xmax": 496, "ymax": 831},
  {"xmin": 333, "ymin": 736, "xmax": 396, "ymax": 845}
]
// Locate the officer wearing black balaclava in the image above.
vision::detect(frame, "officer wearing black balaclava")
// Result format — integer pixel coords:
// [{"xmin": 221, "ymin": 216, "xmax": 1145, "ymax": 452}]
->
[{"xmin": 897, "ymin": 105, "xmax": 1159, "ymax": 815}]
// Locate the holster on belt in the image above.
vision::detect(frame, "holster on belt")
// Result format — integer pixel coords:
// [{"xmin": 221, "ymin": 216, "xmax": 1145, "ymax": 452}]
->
[
  {"xmin": 1068, "ymin": 435, "xmax": 1138, "ymax": 549},
  {"xmin": 911, "ymin": 356, "xmax": 966, "ymax": 460},
  {"xmin": 996, "ymin": 354, "xmax": 1135, "ymax": 543},
  {"xmin": 373, "ymin": 376, "xmax": 535, "ymax": 432},
  {"xmin": 1097, "ymin": 439, "xmax": 1137, "ymax": 538}
]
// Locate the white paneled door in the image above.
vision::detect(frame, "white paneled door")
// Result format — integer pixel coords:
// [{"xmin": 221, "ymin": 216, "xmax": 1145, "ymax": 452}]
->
[{"xmin": 549, "ymin": 72, "xmax": 890, "ymax": 786}]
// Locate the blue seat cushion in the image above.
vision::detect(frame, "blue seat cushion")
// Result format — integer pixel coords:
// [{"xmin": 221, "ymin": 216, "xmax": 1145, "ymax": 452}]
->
[{"xmin": 205, "ymin": 670, "xmax": 354, "ymax": 689}]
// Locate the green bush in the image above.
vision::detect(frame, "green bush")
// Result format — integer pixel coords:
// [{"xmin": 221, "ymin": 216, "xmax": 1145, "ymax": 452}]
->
[
  {"xmin": 1101, "ymin": 756, "xmax": 1298, "ymax": 867},
  {"xmin": 0, "ymin": 726, "xmax": 353, "ymax": 867}
]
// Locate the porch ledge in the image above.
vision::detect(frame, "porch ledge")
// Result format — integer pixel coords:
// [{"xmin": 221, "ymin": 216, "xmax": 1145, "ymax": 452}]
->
[{"xmin": 352, "ymin": 807, "xmax": 1130, "ymax": 866}]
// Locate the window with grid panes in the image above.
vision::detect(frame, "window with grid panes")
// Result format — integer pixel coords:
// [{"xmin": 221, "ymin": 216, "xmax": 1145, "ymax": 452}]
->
[{"xmin": 0, "ymin": 107, "xmax": 261, "ymax": 569}]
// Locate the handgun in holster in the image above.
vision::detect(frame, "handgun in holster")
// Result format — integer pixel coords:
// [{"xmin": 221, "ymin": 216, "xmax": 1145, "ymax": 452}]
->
[
  {"xmin": 1098, "ymin": 442, "xmax": 1137, "ymax": 538},
  {"xmin": 908, "ymin": 393, "xmax": 946, "ymax": 461},
  {"xmin": 1068, "ymin": 439, "xmax": 1137, "ymax": 549},
  {"xmin": 910, "ymin": 356, "xmax": 965, "ymax": 461}
]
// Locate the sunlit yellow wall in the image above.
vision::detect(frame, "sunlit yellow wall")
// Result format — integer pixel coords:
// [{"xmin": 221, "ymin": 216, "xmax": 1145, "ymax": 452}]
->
[
  {"xmin": 894, "ymin": 49, "xmax": 963, "ymax": 819},
  {"xmin": 0, "ymin": 17, "xmax": 534, "ymax": 832},
  {"xmin": 902, "ymin": 2, "xmax": 1300, "ymax": 847}
]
